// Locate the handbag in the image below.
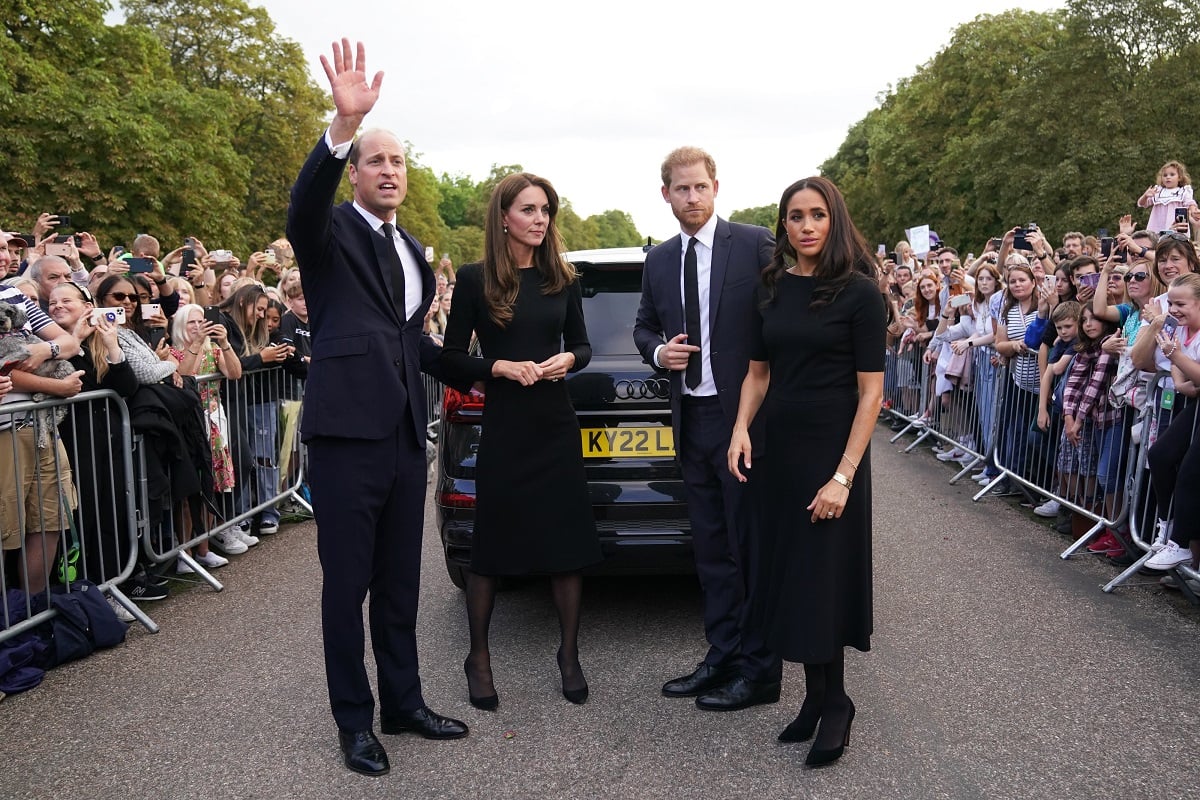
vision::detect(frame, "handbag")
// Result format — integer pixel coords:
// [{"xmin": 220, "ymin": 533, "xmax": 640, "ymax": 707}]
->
[{"xmin": 1107, "ymin": 356, "xmax": 1145, "ymax": 411}]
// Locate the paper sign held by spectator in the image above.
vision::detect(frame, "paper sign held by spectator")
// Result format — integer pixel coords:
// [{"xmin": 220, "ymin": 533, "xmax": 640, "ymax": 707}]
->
[{"xmin": 907, "ymin": 225, "xmax": 931, "ymax": 256}]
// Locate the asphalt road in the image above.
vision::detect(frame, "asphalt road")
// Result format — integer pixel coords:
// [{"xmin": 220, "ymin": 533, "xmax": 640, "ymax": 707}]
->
[{"xmin": 3, "ymin": 426, "xmax": 1198, "ymax": 800}]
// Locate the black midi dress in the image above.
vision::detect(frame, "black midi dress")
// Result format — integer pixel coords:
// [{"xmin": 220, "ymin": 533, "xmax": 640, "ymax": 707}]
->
[
  {"xmin": 439, "ymin": 263, "xmax": 601, "ymax": 576},
  {"xmin": 747, "ymin": 271, "xmax": 885, "ymax": 663}
]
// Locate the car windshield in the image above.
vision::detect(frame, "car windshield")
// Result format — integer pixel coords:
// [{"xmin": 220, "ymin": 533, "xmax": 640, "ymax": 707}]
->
[{"xmin": 577, "ymin": 264, "xmax": 642, "ymax": 356}]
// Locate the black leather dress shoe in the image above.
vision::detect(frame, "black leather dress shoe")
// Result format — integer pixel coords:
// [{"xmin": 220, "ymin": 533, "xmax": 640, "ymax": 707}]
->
[
  {"xmin": 380, "ymin": 707, "xmax": 469, "ymax": 740},
  {"xmin": 338, "ymin": 729, "xmax": 390, "ymax": 776},
  {"xmin": 696, "ymin": 675, "xmax": 782, "ymax": 711},
  {"xmin": 661, "ymin": 663, "xmax": 735, "ymax": 698}
]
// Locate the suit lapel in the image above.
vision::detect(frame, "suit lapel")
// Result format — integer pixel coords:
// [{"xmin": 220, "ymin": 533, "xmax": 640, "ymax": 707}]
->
[
  {"xmin": 709, "ymin": 218, "xmax": 731, "ymax": 327},
  {"xmin": 396, "ymin": 226, "xmax": 435, "ymax": 328}
]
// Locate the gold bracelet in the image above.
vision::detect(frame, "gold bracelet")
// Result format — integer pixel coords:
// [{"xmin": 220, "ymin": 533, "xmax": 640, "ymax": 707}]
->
[
  {"xmin": 832, "ymin": 472, "xmax": 853, "ymax": 490},
  {"xmin": 841, "ymin": 452, "xmax": 860, "ymax": 471}
]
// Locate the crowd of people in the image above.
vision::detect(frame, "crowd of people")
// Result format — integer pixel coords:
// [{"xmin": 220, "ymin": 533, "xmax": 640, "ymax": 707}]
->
[
  {"xmin": 879, "ymin": 159, "xmax": 1200, "ymax": 591},
  {"xmin": 0, "ymin": 215, "xmax": 327, "ymax": 621}
]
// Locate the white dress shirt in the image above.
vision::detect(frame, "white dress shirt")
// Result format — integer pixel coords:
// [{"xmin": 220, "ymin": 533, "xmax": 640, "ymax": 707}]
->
[
  {"xmin": 654, "ymin": 214, "xmax": 719, "ymax": 396},
  {"xmin": 326, "ymin": 129, "xmax": 424, "ymax": 321}
]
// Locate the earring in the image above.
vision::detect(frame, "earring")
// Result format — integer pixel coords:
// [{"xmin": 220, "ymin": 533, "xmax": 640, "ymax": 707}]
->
[{"xmin": 503, "ymin": 225, "xmax": 508, "ymax": 234}]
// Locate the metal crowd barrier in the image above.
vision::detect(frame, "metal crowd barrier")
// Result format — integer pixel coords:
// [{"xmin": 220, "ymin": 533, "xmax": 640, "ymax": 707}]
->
[
  {"xmin": 889, "ymin": 347, "xmax": 1199, "ymax": 603},
  {"xmin": 0, "ymin": 390, "xmax": 147, "ymax": 644},
  {"xmin": 424, "ymin": 373, "xmax": 443, "ymax": 442},
  {"xmin": 136, "ymin": 366, "xmax": 310, "ymax": 594},
  {"xmin": 1103, "ymin": 373, "xmax": 1200, "ymax": 599}
]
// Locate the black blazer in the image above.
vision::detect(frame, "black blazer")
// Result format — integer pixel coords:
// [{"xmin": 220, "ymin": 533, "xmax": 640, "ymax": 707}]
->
[
  {"xmin": 286, "ymin": 138, "xmax": 444, "ymax": 444},
  {"xmin": 633, "ymin": 217, "xmax": 774, "ymax": 448}
]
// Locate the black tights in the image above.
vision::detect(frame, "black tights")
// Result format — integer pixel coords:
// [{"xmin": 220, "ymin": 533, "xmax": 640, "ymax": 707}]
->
[{"xmin": 464, "ymin": 571, "xmax": 585, "ymax": 695}]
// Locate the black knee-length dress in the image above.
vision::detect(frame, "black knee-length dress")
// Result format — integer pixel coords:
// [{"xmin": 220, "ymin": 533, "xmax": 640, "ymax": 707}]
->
[
  {"xmin": 747, "ymin": 271, "xmax": 885, "ymax": 663},
  {"xmin": 439, "ymin": 263, "xmax": 601, "ymax": 576}
]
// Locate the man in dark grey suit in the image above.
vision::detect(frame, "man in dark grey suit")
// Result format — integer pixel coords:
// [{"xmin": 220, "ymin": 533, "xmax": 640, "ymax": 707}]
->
[
  {"xmin": 286, "ymin": 39, "xmax": 467, "ymax": 777},
  {"xmin": 634, "ymin": 147, "xmax": 781, "ymax": 711}
]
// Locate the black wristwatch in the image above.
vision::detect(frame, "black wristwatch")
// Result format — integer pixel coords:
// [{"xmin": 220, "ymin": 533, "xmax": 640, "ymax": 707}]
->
[
  {"xmin": 91, "ymin": 253, "xmax": 106, "ymax": 264},
  {"xmin": 1139, "ymin": 246, "xmax": 1149, "ymax": 258}
]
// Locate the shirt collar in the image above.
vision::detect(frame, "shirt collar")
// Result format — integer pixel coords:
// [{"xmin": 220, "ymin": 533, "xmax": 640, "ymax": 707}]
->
[
  {"xmin": 353, "ymin": 202, "xmax": 395, "ymax": 236},
  {"xmin": 681, "ymin": 214, "xmax": 719, "ymax": 251}
]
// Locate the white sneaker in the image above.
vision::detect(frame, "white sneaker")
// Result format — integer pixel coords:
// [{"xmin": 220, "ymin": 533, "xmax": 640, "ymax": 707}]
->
[
  {"xmin": 195, "ymin": 551, "xmax": 230, "ymax": 569},
  {"xmin": 233, "ymin": 525, "xmax": 260, "ymax": 547},
  {"xmin": 257, "ymin": 520, "xmax": 280, "ymax": 535},
  {"xmin": 210, "ymin": 529, "xmax": 249, "ymax": 555},
  {"xmin": 1145, "ymin": 541, "xmax": 1193, "ymax": 570},
  {"xmin": 954, "ymin": 450, "xmax": 977, "ymax": 465},
  {"xmin": 176, "ymin": 557, "xmax": 194, "ymax": 574},
  {"xmin": 107, "ymin": 596, "xmax": 135, "ymax": 624},
  {"xmin": 936, "ymin": 447, "xmax": 964, "ymax": 462},
  {"xmin": 1150, "ymin": 519, "xmax": 1174, "ymax": 550},
  {"xmin": 1034, "ymin": 499, "xmax": 1061, "ymax": 518}
]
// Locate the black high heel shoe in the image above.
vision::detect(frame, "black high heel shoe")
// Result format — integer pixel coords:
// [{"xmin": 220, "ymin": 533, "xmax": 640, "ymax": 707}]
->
[
  {"xmin": 556, "ymin": 648, "xmax": 589, "ymax": 705},
  {"xmin": 778, "ymin": 695, "xmax": 824, "ymax": 743},
  {"xmin": 463, "ymin": 658, "xmax": 499, "ymax": 711},
  {"xmin": 805, "ymin": 699, "xmax": 855, "ymax": 767}
]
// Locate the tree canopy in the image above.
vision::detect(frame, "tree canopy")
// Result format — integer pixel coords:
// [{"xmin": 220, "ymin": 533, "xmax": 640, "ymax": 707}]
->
[
  {"xmin": 1, "ymin": 0, "xmax": 644, "ymax": 264},
  {"xmin": 819, "ymin": 0, "xmax": 1200, "ymax": 253}
]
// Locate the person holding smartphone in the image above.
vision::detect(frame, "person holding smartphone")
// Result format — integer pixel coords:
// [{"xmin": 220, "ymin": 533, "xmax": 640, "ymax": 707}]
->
[{"xmin": 727, "ymin": 176, "xmax": 884, "ymax": 768}]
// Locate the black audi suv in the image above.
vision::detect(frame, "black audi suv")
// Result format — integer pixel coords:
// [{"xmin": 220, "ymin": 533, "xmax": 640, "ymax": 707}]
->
[{"xmin": 434, "ymin": 246, "xmax": 691, "ymax": 589}]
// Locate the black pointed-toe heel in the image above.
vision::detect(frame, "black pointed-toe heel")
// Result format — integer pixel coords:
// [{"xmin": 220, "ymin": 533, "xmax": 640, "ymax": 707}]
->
[
  {"xmin": 463, "ymin": 658, "xmax": 499, "ymax": 711},
  {"xmin": 805, "ymin": 700, "xmax": 855, "ymax": 767},
  {"xmin": 778, "ymin": 696, "xmax": 823, "ymax": 743},
  {"xmin": 556, "ymin": 648, "xmax": 589, "ymax": 705}
]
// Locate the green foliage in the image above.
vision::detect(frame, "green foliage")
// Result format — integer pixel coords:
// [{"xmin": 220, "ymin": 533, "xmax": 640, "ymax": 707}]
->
[
  {"xmin": 820, "ymin": 0, "xmax": 1200, "ymax": 254},
  {"xmin": 590, "ymin": 209, "xmax": 642, "ymax": 248},
  {"xmin": 729, "ymin": 204, "xmax": 779, "ymax": 230},
  {"xmin": 557, "ymin": 200, "xmax": 598, "ymax": 252},
  {"xmin": 0, "ymin": 0, "xmax": 327, "ymax": 254},
  {"xmin": 396, "ymin": 148, "xmax": 446, "ymax": 257}
]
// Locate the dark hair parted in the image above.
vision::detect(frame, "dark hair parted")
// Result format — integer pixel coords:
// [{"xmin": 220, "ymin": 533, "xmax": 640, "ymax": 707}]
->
[
  {"xmin": 482, "ymin": 172, "xmax": 576, "ymax": 327},
  {"xmin": 761, "ymin": 176, "xmax": 877, "ymax": 310}
]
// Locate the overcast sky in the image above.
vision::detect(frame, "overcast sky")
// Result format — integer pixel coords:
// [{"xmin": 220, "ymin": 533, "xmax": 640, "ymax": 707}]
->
[{"xmin": 145, "ymin": 0, "xmax": 1065, "ymax": 240}]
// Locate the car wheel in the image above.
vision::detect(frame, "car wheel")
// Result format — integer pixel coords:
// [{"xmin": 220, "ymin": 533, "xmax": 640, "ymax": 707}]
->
[{"xmin": 445, "ymin": 561, "xmax": 467, "ymax": 590}]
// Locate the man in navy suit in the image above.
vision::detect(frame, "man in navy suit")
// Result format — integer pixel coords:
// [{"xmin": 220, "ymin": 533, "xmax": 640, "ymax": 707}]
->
[
  {"xmin": 634, "ymin": 147, "xmax": 782, "ymax": 711},
  {"xmin": 286, "ymin": 39, "xmax": 467, "ymax": 777}
]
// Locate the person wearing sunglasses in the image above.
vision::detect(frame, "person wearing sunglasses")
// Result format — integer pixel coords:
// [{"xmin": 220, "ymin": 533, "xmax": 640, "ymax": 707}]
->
[{"xmin": 1130, "ymin": 234, "xmax": 1199, "ymax": 372}]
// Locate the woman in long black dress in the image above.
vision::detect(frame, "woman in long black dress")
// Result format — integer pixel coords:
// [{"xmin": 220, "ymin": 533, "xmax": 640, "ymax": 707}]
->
[
  {"xmin": 727, "ymin": 176, "xmax": 885, "ymax": 767},
  {"xmin": 440, "ymin": 172, "xmax": 601, "ymax": 710}
]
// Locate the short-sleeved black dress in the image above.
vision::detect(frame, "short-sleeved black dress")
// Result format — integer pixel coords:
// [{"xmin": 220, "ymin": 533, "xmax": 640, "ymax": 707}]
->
[
  {"xmin": 439, "ymin": 263, "xmax": 602, "ymax": 576},
  {"xmin": 746, "ymin": 271, "xmax": 886, "ymax": 663}
]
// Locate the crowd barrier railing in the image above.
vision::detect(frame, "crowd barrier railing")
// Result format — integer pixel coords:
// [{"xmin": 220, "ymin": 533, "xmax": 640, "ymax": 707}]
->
[
  {"xmin": 0, "ymin": 390, "xmax": 149, "ymax": 644},
  {"xmin": 135, "ymin": 366, "xmax": 310, "ymax": 593},
  {"xmin": 890, "ymin": 352, "xmax": 1197, "ymax": 604},
  {"xmin": 1103, "ymin": 373, "xmax": 1200, "ymax": 600}
]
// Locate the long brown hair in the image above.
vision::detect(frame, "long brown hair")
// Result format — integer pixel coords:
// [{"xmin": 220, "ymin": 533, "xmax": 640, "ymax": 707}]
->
[
  {"xmin": 912, "ymin": 270, "xmax": 943, "ymax": 323},
  {"xmin": 218, "ymin": 283, "xmax": 268, "ymax": 356},
  {"xmin": 482, "ymin": 173, "xmax": 575, "ymax": 327},
  {"xmin": 761, "ymin": 176, "xmax": 876, "ymax": 309}
]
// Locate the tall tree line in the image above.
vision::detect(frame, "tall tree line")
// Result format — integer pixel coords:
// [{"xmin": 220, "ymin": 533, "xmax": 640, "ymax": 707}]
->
[
  {"xmin": 1, "ymin": 0, "xmax": 643, "ymax": 260},
  {"xmin": 819, "ymin": 0, "xmax": 1200, "ymax": 253}
]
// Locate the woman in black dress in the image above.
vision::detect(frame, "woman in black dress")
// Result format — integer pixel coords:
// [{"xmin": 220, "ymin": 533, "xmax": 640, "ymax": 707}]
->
[
  {"xmin": 727, "ymin": 176, "xmax": 885, "ymax": 767},
  {"xmin": 440, "ymin": 172, "xmax": 601, "ymax": 710}
]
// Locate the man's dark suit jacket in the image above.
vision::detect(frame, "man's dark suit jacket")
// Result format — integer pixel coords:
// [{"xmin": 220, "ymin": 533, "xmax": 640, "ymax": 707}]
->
[
  {"xmin": 286, "ymin": 138, "xmax": 442, "ymax": 445},
  {"xmin": 633, "ymin": 217, "xmax": 775, "ymax": 449}
]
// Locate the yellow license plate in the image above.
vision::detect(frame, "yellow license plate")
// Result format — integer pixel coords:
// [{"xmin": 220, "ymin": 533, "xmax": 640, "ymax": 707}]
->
[{"xmin": 581, "ymin": 427, "xmax": 674, "ymax": 458}]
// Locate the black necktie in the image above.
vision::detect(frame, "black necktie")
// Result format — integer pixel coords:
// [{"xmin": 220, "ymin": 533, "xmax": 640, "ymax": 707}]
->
[
  {"xmin": 683, "ymin": 236, "xmax": 701, "ymax": 390},
  {"xmin": 378, "ymin": 222, "xmax": 407, "ymax": 320}
]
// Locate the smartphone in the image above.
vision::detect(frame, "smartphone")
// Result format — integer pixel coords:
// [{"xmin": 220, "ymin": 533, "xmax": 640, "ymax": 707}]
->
[
  {"xmin": 1162, "ymin": 316, "xmax": 1179, "ymax": 335},
  {"xmin": 1012, "ymin": 229, "xmax": 1032, "ymax": 251},
  {"xmin": 1100, "ymin": 237, "xmax": 1114, "ymax": 258},
  {"xmin": 950, "ymin": 293, "xmax": 971, "ymax": 308},
  {"xmin": 91, "ymin": 307, "xmax": 126, "ymax": 326},
  {"xmin": 263, "ymin": 249, "xmax": 277, "ymax": 266},
  {"xmin": 876, "ymin": 244, "xmax": 886, "ymax": 256},
  {"xmin": 1043, "ymin": 274, "xmax": 1056, "ymax": 291},
  {"xmin": 12, "ymin": 233, "xmax": 35, "ymax": 247},
  {"xmin": 54, "ymin": 214, "xmax": 71, "ymax": 229},
  {"xmin": 203, "ymin": 306, "xmax": 223, "ymax": 327},
  {"xmin": 45, "ymin": 242, "xmax": 73, "ymax": 257},
  {"xmin": 1176, "ymin": 208, "xmax": 1189, "ymax": 224},
  {"xmin": 181, "ymin": 248, "xmax": 196, "ymax": 270},
  {"xmin": 212, "ymin": 249, "xmax": 232, "ymax": 264},
  {"xmin": 989, "ymin": 237, "xmax": 1002, "ymax": 249},
  {"xmin": 126, "ymin": 257, "xmax": 155, "ymax": 273},
  {"xmin": 424, "ymin": 246, "xmax": 435, "ymax": 262},
  {"xmin": 112, "ymin": 245, "xmax": 125, "ymax": 257},
  {"xmin": 184, "ymin": 237, "xmax": 196, "ymax": 248},
  {"xmin": 140, "ymin": 303, "xmax": 162, "ymax": 320}
]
